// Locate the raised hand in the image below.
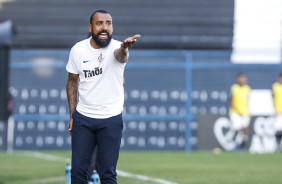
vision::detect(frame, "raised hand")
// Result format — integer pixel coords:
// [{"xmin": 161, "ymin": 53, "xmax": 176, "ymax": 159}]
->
[{"xmin": 121, "ymin": 34, "xmax": 141, "ymax": 49}]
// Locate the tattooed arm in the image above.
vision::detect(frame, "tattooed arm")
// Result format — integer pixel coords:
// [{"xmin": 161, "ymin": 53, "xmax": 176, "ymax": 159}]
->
[{"xmin": 66, "ymin": 73, "xmax": 79, "ymax": 132}]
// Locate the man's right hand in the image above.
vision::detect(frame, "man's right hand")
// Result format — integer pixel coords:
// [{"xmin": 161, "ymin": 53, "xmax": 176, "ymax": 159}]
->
[{"xmin": 68, "ymin": 118, "xmax": 73, "ymax": 134}]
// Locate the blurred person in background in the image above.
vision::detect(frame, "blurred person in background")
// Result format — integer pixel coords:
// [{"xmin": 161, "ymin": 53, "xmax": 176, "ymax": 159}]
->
[
  {"xmin": 7, "ymin": 92, "xmax": 15, "ymax": 119},
  {"xmin": 229, "ymin": 73, "xmax": 251, "ymax": 150},
  {"xmin": 66, "ymin": 10, "xmax": 140, "ymax": 184},
  {"xmin": 272, "ymin": 73, "xmax": 282, "ymax": 151}
]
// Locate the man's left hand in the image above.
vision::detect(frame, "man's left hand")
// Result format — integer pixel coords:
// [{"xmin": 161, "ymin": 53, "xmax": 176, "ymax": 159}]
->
[{"xmin": 121, "ymin": 34, "xmax": 141, "ymax": 49}]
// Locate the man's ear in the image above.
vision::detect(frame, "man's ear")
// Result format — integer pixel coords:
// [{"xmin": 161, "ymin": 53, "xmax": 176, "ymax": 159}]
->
[{"xmin": 88, "ymin": 23, "xmax": 92, "ymax": 33}]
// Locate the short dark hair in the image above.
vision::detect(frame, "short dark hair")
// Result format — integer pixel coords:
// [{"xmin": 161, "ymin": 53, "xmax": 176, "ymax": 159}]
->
[
  {"xmin": 237, "ymin": 72, "xmax": 245, "ymax": 77},
  {"xmin": 90, "ymin": 10, "xmax": 110, "ymax": 24}
]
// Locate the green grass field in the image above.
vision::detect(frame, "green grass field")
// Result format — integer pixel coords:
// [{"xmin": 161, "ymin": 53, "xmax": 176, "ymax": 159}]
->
[{"xmin": 0, "ymin": 151, "xmax": 281, "ymax": 184}]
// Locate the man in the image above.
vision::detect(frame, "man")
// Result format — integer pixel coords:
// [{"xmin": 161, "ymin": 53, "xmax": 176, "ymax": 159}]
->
[
  {"xmin": 229, "ymin": 73, "xmax": 251, "ymax": 149},
  {"xmin": 272, "ymin": 73, "xmax": 282, "ymax": 151},
  {"xmin": 7, "ymin": 92, "xmax": 15, "ymax": 118},
  {"xmin": 66, "ymin": 10, "xmax": 140, "ymax": 184}
]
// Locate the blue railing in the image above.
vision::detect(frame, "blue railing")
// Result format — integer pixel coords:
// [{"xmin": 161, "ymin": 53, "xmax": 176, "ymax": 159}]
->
[{"xmin": 9, "ymin": 50, "xmax": 282, "ymax": 151}]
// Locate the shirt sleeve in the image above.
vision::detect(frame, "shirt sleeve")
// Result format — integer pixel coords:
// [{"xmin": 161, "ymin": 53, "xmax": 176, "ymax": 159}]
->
[{"xmin": 66, "ymin": 45, "xmax": 79, "ymax": 74}]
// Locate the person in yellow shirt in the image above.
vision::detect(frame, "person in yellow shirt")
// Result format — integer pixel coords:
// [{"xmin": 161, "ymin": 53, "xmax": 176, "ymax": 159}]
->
[
  {"xmin": 229, "ymin": 73, "xmax": 251, "ymax": 149},
  {"xmin": 272, "ymin": 73, "xmax": 282, "ymax": 151}
]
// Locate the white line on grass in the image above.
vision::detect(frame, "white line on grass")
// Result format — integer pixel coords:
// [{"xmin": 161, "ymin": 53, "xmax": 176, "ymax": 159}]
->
[
  {"xmin": 21, "ymin": 176, "xmax": 65, "ymax": 184},
  {"xmin": 23, "ymin": 151, "xmax": 178, "ymax": 184},
  {"xmin": 117, "ymin": 170, "xmax": 178, "ymax": 184}
]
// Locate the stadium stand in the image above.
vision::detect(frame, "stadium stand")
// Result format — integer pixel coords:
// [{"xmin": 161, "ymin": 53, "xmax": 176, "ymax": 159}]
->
[
  {"xmin": 5, "ymin": 0, "xmax": 281, "ymax": 152},
  {"xmin": 8, "ymin": 49, "xmax": 192, "ymax": 150},
  {"xmin": 0, "ymin": 0, "xmax": 234, "ymax": 49}
]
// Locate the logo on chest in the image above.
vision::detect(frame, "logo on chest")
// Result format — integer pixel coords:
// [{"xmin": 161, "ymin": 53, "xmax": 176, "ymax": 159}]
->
[
  {"xmin": 83, "ymin": 67, "xmax": 103, "ymax": 78},
  {"xmin": 82, "ymin": 52, "xmax": 105, "ymax": 78},
  {"xmin": 97, "ymin": 53, "xmax": 104, "ymax": 63}
]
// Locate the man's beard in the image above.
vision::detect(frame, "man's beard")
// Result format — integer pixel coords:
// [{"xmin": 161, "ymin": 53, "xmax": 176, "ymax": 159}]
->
[{"xmin": 91, "ymin": 31, "xmax": 112, "ymax": 48}]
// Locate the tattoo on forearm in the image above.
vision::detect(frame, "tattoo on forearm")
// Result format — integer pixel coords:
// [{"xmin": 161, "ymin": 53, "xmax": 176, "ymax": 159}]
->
[
  {"xmin": 66, "ymin": 75, "xmax": 78, "ymax": 116},
  {"xmin": 115, "ymin": 48, "xmax": 128, "ymax": 63}
]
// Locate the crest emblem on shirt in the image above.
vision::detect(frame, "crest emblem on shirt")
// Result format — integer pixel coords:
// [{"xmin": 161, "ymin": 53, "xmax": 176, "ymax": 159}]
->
[{"xmin": 97, "ymin": 53, "xmax": 104, "ymax": 63}]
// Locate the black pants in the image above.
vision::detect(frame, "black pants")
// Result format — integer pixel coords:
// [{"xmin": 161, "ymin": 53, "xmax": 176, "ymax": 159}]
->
[{"xmin": 71, "ymin": 110, "xmax": 123, "ymax": 184}]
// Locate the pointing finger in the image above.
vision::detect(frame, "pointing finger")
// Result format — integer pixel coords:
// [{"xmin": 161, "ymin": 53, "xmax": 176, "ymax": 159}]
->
[{"xmin": 132, "ymin": 34, "xmax": 141, "ymax": 39}]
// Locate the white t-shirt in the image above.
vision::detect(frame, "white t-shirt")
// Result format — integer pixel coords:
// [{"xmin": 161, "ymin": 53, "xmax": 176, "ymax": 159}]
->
[{"xmin": 66, "ymin": 37, "xmax": 126, "ymax": 119}]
